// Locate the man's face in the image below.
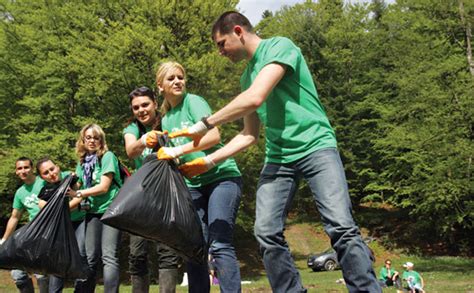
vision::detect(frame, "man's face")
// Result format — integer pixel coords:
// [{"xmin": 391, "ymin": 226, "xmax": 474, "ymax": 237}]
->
[
  {"xmin": 214, "ymin": 29, "xmax": 247, "ymax": 63},
  {"xmin": 15, "ymin": 160, "xmax": 34, "ymax": 182}
]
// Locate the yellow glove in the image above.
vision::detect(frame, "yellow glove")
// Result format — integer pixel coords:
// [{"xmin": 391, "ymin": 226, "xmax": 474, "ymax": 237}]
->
[
  {"xmin": 157, "ymin": 146, "xmax": 184, "ymax": 160},
  {"xmin": 178, "ymin": 156, "xmax": 215, "ymax": 178},
  {"xmin": 141, "ymin": 130, "xmax": 167, "ymax": 148}
]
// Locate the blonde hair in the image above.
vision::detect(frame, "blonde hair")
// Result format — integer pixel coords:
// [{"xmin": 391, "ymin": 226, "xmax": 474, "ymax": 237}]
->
[
  {"xmin": 75, "ymin": 123, "xmax": 109, "ymax": 164},
  {"xmin": 155, "ymin": 61, "xmax": 186, "ymax": 116}
]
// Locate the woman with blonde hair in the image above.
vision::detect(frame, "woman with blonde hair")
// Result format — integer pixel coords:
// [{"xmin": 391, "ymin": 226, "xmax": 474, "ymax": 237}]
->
[
  {"xmin": 69, "ymin": 123, "xmax": 122, "ymax": 293},
  {"xmin": 154, "ymin": 61, "xmax": 242, "ymax": 293}
]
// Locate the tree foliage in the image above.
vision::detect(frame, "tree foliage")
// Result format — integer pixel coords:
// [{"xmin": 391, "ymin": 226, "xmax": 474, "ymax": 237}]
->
[{"xmin": 0, "ymin": 0, "xmax": 472, "ymax": 254}]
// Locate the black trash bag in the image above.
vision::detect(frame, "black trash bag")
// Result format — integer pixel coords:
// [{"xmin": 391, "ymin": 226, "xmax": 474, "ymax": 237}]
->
[
  {"xmin": 101, "ymin": 155, "xmax": 207, "ymax": 264},
  {"xmin": 0, "ymin": 175, "xmax": 87, "ymax": 279}
]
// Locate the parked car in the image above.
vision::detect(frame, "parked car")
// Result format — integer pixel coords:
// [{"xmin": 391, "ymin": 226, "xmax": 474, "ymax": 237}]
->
[
  {"xmin": 307, "ymin": 248, "xmax": 339, "ymax": 271},
  {"xmin": 307, "ymin": 237, "xmax": 375, "ymax": 272}
]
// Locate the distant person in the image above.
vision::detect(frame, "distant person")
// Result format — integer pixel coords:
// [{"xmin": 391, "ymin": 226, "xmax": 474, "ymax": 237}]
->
[
  {"xmin": 0, "ymin": 157, "xmax": 49, "ymax": 293},
  {"xmin": 168, "ymin": 11, "xmax": 381, "ymax": 292},
  {"xmin": 36, "ymin": 157, "xmax": 87, "ymax": 292},
  {"xmin": 402, "ymin": 262, "xmax": 424, "ymax": 293},
  {"xmin": 123, "ymin": 86, "xmax": 181, "ymax": 292},
  {"xmin": 378, "ymin": 259, "xmax": 401, "ymax": 289}
]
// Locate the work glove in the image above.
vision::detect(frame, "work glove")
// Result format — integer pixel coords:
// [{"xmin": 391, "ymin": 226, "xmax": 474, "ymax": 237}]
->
[
  {"xmin": 178, "ymin": 156, "xmax": 215, "ymax": 178},
  {"xmin": 0, "ymin": 239, "xmax": 5, "ymax": 245},
  {"xmin": 168, "ymin": 120, "xmax": 209, "ymax": 146},
  {"xmin": 157, "ymin": 146, "xmax": 184, "ymax": 160},
  {"xmin": 141, "ymin": 130, "xmax": 167, "ymax": 148}
]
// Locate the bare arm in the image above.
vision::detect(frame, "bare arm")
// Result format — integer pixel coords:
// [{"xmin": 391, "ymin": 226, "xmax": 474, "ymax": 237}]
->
[
  {"xmin": 207, "ymin": 63, "xmax": 286, "ymax": 127},
  {"xmin": 38, "ymin": 199, "xmax": 47, "ymax": 209},
  {"xmin": 1, "ymin": 209, "xmax": 22, "ymax": 241},
  {"xmin": 68, "ymin": 173, "xmax": 113, "ymax": 198},
  {"xmin": 124, "ymin": 133, "xmax": 147, "ymax": 159},
  {"xmin": 181, "ymin": 128, "xmax": 221, "ymax": 154},
  {"xmin": 208, "ymin": 112, "xmax": 260, "ymax": 164}
]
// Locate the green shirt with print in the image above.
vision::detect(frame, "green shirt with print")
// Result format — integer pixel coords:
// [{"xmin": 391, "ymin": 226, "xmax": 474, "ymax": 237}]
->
[
  {"xmin": 379, "ymin": 267, "xmax": 397, "ymax": 281},
  {"xmin": 402, "ymin": 270, "xmax": 422, "ymax": 287},
  {"xmin": 12, "ymin": 176, "xmax": 45, "ymax": 221},
  {"xmin": 123, "ymin": 122, "xmax": 154, "ymax": 170},
  {"xmin": 75, "ymin": 151, "xmax": 122, "ymax": 214},
  {"xmin": 240, "ymin": 37, "xmax": 337, "ymax": 164},
  {"xmin": 161, "ymin": 93, "xmax": 241, "ymax": 188}
]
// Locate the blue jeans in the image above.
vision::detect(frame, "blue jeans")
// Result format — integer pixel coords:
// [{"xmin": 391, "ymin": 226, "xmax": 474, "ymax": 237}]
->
[
  {"xmin": 49, "ymin": 219, "xmax": 87, "ymax": 293},
  {"xmin": 83, "ymin": 213, "xmax": 121, "ymax": 293},
  {"xmin": 254, "ymin": 148, "xmax": 381, "ymax": 293},
  {"xmin": 187, "ymin": 177, "xmax": 242, "ymax": 293},
  {"xmin": 11, "ymin": 270, "xmax": 47, "ymax": 292}
]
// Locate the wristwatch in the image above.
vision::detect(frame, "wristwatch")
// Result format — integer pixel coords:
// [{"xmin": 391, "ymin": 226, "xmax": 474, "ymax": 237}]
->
[
  {"xmin": 201, "ymin": 116, "xmax": 214, "ymax": 130},
  {"xmin": 75, "ymin": 191, "xmax": 83, "ymax": 198}
]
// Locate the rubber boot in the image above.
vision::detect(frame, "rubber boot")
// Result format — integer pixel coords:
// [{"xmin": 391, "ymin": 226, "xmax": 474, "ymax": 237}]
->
[
  {"xmin": 36, "ymin": 277, "xmax": 49, "ymax": 293},
  {"xmin": 159, "ymin": 269, "xmax": 178, "ymax": 293},
  {"xmin": 131, "ymin": 274, "xmax": 150, "ymax": 293},
  {"xmin": 16, "ymin": 278, "xmax": 34, "ymax": 293}
]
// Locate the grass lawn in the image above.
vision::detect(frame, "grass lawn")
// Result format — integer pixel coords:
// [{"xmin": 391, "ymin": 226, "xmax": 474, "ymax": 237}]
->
[{"xmin": 1, "ymin": 220, "xmax": 473, "ymax": 292}]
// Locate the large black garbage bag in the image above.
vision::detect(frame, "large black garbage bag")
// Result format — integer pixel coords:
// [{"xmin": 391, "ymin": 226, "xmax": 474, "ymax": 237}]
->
[
  {"xmin": 101, "ymin": 155, "xmax": 206, "ymax": 264},
  {"xmin": 0, "ymin": 175, "xmax": 87, "ymax": 278}
]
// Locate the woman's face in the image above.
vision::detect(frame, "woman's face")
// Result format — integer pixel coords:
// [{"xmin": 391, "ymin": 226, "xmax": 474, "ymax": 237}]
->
[
  {"xmin": 158, "ymin": 68, "xmax": 186, "ymax": 100},
  {"xmin": 38, "ymin": 160, "xmax": 61, "ymax": 184},
  {"xmin": 130, "ymin": 96, "xmax": 157, "ymax": 126},
  {"xmin": 83, "ymin": 128, "xmax": 101, "ymax": 153}
]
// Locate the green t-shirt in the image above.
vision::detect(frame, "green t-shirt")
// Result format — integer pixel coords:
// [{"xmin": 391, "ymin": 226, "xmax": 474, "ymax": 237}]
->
[
  {"xmin": 379, "ymin": 267, "xmax": 397, "ymax": 281},
  {"xmin": 12, "ymin": 176, "xmax": 45, "ymax": 221},
  {"xmin": 402, "ymin": 270, "xmax": 422, "ymax": 287},
  {"xmin": 123, "ymin": 122, "xmax": 153, "ymax": 170},
  {"xmin": 240, "ymin": 37, "xmax": 337, "ymax": 164},
  {"xmin": 75, "ymin": 151, "xmax": 122, "ymax": 214},
  {"xmin": 161, "ymin": 93, "xmax": 241, "ymax": 187}
]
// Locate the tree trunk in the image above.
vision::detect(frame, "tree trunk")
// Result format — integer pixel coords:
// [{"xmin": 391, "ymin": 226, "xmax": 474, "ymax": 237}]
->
[{"xmin": 459, "ymin": 0, "xmax": 474, "ymax": 77}]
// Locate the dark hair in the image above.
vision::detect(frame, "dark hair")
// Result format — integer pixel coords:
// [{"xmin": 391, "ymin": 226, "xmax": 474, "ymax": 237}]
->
[
  {"xmin": 36, "ymin": 157, "xmax": 54, "ymax": 175},
  {"xmin": 128, "ymin": 86, "xmax": 156, "ymax": 104},
  {"xmin": 16, "ymin": 156, "xmax": 33, "ymax": 167},
  {"xmin": 127, "ymin": 86, "xmax": 161, "ymax": 134},
  {"xmin": 212, "ymin": 11, "xmax": 253, "ymax": 39}
]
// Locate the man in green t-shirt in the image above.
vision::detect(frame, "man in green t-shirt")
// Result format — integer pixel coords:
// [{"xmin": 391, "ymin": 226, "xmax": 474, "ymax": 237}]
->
[
  {"xmin": 169, "ymin": 11, "xmax": 380, "ymax": 293},
  {"xmin": 0, "ymin": 157, "xmax": 49, "ymax": 293}
]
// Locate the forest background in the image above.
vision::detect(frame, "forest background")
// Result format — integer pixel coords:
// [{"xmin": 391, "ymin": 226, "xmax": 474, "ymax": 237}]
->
[{"xmin": 0, "ymin": 0, "xmax": 472, "ymax": 257}]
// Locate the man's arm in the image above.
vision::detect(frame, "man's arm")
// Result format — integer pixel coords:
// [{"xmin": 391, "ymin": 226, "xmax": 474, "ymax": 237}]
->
[
  {"xmin": 1, "ymin": 208, "xmax": 23, "ymax": 242},
  {"xmin": 209, "ymin": 112, "xmax": 260, "ymax": 164},
  {"xmin": 178, "ymin": 112, "xmax": 261, "ymax": 178},
  {"xmin": 207, "ymin": 63, "xmax": 286, "ymax": 126},
  {"xmin": 168, "ymin": 63, "xmax": 286, "ymax": 142}
]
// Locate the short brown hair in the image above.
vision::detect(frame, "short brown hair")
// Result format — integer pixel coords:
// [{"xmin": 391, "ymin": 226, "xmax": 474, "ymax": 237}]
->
[{"xmin": 212, "ymin": 11, "xmax": 253, "ymax": 40}]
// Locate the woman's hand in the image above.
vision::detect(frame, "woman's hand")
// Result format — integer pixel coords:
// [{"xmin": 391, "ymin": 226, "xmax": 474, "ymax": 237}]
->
[
  {"xmin": 141, "ymin": 130, "xmax": 167, "ymax": 148},
  {"xmin": 178, "ymin": 156, "xmax": 215, "ymax": 178},
  {"xmin": 157, "ymin": 146, "xmax": 184, "ymax": 160}
]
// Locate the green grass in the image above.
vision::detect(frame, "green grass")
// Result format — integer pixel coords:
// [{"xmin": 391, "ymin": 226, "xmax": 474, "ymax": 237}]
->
[{"xmin": 2, "ymin": 219, "xmax": 473, "ymax": 292}]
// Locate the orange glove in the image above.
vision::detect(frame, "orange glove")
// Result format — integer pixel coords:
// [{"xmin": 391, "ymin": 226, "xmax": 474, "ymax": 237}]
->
[
  {"xmin": 141, "ymin": 130, "xmax": 167, "ymax": 148},
  {"xmin": 157, "ymin": 146, "xmax": 184, "ymax": 160},
  {"xmin": 178, "ymin": 156, "xmax": 216, "ymax": 178},
  {"xmin": 168, "ymin": 120, "xmax": 209, "ymax": 146}
]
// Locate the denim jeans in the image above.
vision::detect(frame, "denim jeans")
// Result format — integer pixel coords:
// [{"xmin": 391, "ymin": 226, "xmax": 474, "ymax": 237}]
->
[
  {"xmin": 187, "ymin": 177, "xmax": 242, "ymax": 293},
  {"xmin": 49, "ymin": 219, "xmax": 87, "ymax": 293},
  {"xmin": 254, "ymin": 148, "xmax": 381, "ymax": 293},
  {"xmin": 83, "ymin": 213, "xmax": 121, "ymax": 293},
  {"xmin": 11, "ymin": 270, "xmax": 48, "ymax": 292},
  {"xmin": 129, "ymin": 234, "xmax": 180, "ymax": 276}
]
